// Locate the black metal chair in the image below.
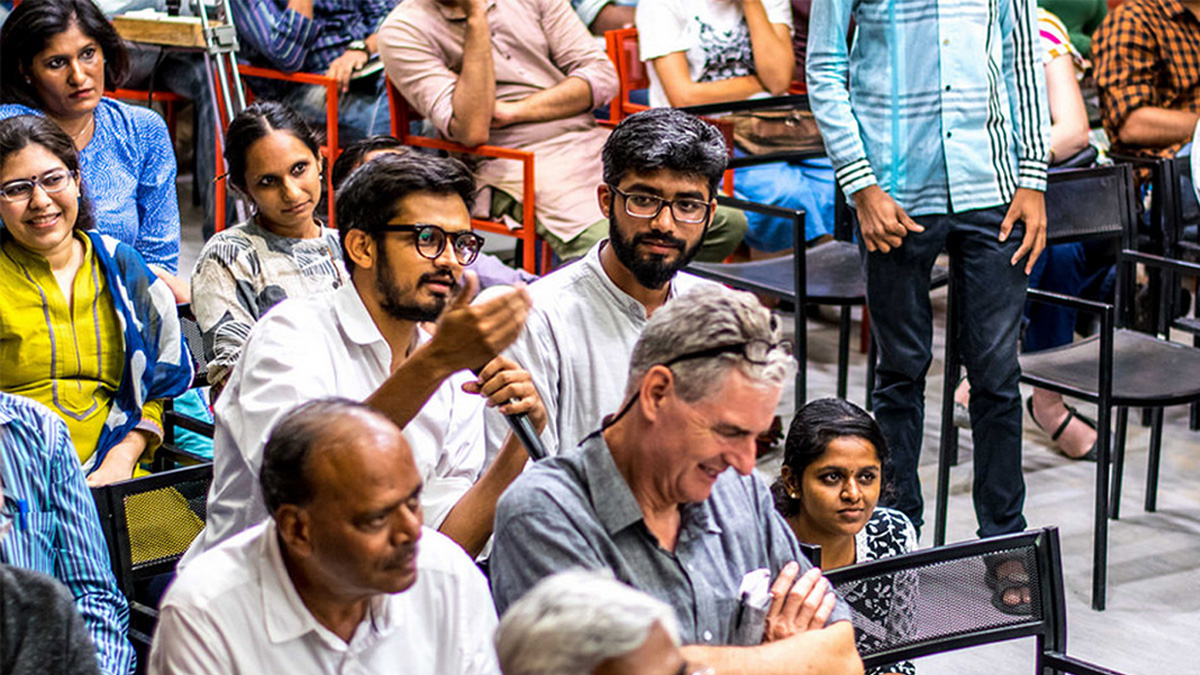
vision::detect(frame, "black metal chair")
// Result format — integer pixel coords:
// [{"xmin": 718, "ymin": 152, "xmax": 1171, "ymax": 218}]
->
[
  {"xmin": 825, "ymin": 527, "xmax": 1124, "ymax": 675},
  {"xmin": 91, "ymin": 463, "xmax": 213, "ymax": 659},
  {"xmin": 935, "ymin": 163, "xmax": 1200, "ymax": 610},
  {"xmin": 688, "ymin": 196, "xmax": 948, "ymax": 407},
  {"xmin": 153, "ymin": 304, "xmax": 216, "ymax": 471}
]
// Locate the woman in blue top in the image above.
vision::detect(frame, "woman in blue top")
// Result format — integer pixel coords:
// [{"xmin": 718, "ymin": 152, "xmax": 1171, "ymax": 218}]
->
[{"xmin": 0, "ymin": 0, "xmax": 187, "ymax": 300}]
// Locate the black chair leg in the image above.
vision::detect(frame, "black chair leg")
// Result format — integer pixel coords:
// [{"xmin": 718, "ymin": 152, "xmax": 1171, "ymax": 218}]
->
[
  {"xmin": 934, "ymin": 277, "xmax": 961, "ymax": 547},
  {"xmin": 865, "ymin": 334, "xmax": 876, "ymax": 411},
  {"xmin": 837, "ymin": 306, "xmax": 851, "ymax": 399},
  {"xmin": 1092, "ymin": 402, "xmax": 1112, "ymax": 611},
  {"xmin": 1145, "ymin": 407, "xmax": 1165, "ymax": 512},
  {"xmin": 1109, "ymin": 407, "xmax": 1129, "ymax": 520}
]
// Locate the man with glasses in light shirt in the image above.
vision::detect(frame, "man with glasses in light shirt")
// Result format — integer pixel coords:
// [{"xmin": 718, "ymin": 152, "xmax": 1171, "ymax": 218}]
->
[
  {"xmin": 491, "ymin": 288, "xmax": 863, "ymax": 675},
  {"xmin": 186, "ymin": 153, "xmax": 545, "ymax": 565},
  {"xmin": 484, "ymin": 108, "xmax": 723, "ymax": 462}
]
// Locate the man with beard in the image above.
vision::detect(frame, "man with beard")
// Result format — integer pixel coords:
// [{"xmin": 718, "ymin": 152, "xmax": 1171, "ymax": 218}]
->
[
  {"xmin": 484, "ymin": 108, "xmax": 721, "ymax": 461},
  {"xmin": 185, "ymin": 153, "xmax": 544, "ymax": 565},
  {"xmin": 152, "ymin": 399, "xmax": 500, "ymax": 674}
]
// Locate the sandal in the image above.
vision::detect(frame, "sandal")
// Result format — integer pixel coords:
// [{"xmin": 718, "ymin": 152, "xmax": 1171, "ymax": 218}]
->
[
  {"xmin": 1025, "ymin": 397, "xmax": 1098, "ymax": 462},
  {"xmin": 985, "ymin": 559, "xmax": 1034, "ymax": 616}
]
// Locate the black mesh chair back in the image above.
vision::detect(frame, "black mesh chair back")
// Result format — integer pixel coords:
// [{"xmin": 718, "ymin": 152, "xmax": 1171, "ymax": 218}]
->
[
  {"xmin": 92, "ymin": 463, "xmax": 213, "ymax": 601},
  {"xmin": 825, "ymin": 527, "xmax": 1124, "ymax": 675},
  {"xmin": 177, "ymin": 302, "xmax": 209, "ymax": 389}
]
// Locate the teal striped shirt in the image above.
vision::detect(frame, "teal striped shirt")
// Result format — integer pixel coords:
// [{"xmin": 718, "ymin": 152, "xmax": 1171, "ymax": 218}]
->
[
  {"xmin": 0, "ymin": 393, "xmax": 133, "ymax": 675},
  {"xmin": 807, "ymin": 0, "xmax": 1051, "ymax": 215}
]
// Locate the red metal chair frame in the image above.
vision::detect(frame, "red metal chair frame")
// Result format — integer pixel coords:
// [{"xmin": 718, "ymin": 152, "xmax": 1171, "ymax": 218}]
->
[
  {"xmin": 107, "ymin": 89, "xmax": 186, "ymax": 140},
  {"xmin": 386, "ymin": 80, "xmax": 549, "ymax": 275},
  {"xmin": 212, "ymin": 65, "xmax": 340, "ymax": 231},
  {"xmin": 604, "ymin": 27, "xmax": 650, "ymax": 124}
]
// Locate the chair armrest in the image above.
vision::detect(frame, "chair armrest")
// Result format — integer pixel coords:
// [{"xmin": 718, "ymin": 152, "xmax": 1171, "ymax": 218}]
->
[
  {"xmin": 1026, "ymin": 288, "xmax": 1115, "ymax": 317},
  {"xmin": 1042, "ymin": 652, "xmax": 1128, "ymax": 675},
  {"xmin": 402, "ymin": 135, "xmax": 533, "ymax": 164},
  {"xmin": 1107, "ymin": 152, "xmax": 1164, "ymax": 168},
  {"xmin": 1122, "ymin": 250, "xmax": 1200, "ymax": 277},
  {"xmin": 236, "ymin": 64, "xmax": 337, "ymax": 88},
  {"xmin": 164, "ymin": 409, "xmax": 215, "ymax": 439}
]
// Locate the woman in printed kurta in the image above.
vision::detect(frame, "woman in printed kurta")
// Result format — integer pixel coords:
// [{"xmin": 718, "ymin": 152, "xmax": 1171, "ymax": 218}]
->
[
  {"xmin": 0, "ymin": 115, "xmax": 192, "ymax": 485},
  {"xmin": 774, "ymin": 398, "xmax": 917, "ymax": 675},
  {"xmin": 0, "ymin": 0, "xmax": 184, "ymax": 298},
  {"xmin": 190, "ymin": 102, "xmax": 349, "ymax": 397}
]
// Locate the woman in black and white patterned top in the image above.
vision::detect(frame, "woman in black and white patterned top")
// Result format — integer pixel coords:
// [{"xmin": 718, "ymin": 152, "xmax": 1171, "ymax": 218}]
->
[
  {"xmin": 191, "ymin": 102, "xmax": 349, "ymax": 398},
  {"xmin": 773, "ymin": 397, "xmax": 918, "ymax": 675}
]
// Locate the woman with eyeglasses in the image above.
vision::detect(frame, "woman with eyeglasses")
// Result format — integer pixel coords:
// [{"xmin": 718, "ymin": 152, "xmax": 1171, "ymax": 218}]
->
[
  {"xmin": 773, "ymin": 398, "xmax": 917, "ymax": 675},
  {"xmin": 190, "ymin": 102, "xmax": 350, "ymax": 399},
  {"xmin": 0, "ymin": 115, "xmax": 193, "ymax": 486},
  {"xmin": 0, "ymin": 0, "xmax": 188, "ymax": 301}
]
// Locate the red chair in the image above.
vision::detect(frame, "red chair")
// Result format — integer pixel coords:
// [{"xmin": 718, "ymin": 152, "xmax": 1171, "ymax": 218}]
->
[
  {"xmin": 107, "ymin": 89, "xmax": 186, "ymax": 141},
  {"xmin": 386, "ymin": 80, "xmax": 549, "ymax": 275},
  {"xmin": 212, "ymin": 65, "xmax": 341, "ymax": 231},
  {"xmin": 604, "ymin": 27, "xmax": 650, "ymax": 124}
]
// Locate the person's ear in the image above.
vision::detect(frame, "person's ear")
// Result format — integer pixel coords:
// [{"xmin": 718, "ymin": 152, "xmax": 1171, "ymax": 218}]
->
[
  {"xmin": 597, "ymin": 184, "xmax": 613, "ymax": 219},
  {"xmin": 274, "ymin": 505, "xmax": 314, "ymax": 557},
  {"xmin": 780, "ymin": 466, "xmax": 800, "ymax": 499},
  {"xmin": 344, "ymin": 229, "xmax": 377, "ymax": 271},
  {"xmin": 638, "ymin": 365, "xmax": 675, "ymax": 423}
]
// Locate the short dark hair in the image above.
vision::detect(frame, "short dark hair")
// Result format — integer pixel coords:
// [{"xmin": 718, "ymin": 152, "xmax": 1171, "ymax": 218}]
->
[
  {"xmin": 0, "ymin": 115, "xmax": 94, "ymax": 232},
  {"xmin": 331, "ymin": 135, "xmax": 407, "ymax": 191},
  {"xmin": 0, "ymin": 0, "xmax": 130, "ymax": 108},
  {"xmin": 772, "ymin": 397, "xmax": 892, "ymax": 518},
  {"xmin": 223, "ymin": 101, "xmax": 322, "ymax": 194},
  {"xmin": 334, "ymin": 152, "xmax": 475, "ymax": 273},
  {"xmin": 601, "ymin": 108, "xmax": 728, "ymax": 198},
  {"xmin": 260, "ymin": 398, "xmax": 375, "ymax": 514}
]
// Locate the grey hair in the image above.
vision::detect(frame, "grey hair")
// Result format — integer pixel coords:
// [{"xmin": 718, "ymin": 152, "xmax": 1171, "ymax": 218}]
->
[
  {"xmin": 625, "ymin": 286, "xmax": 795, "ymax": 402},
  {"xmin": 495, "ymin": 570, "xmax": 680, "ymax": 675}
]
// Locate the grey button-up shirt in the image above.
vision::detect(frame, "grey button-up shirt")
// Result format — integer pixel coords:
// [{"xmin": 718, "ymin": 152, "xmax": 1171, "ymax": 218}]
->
[{"xmin": 491, "ymin": 433, "xmax": 851, "ymax": 645}]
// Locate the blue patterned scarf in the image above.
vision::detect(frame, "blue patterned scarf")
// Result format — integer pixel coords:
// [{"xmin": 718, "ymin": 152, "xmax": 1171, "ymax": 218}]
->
[{"xmin": 88, "ymin": 231, "xmax": 194, "ymax": 470}]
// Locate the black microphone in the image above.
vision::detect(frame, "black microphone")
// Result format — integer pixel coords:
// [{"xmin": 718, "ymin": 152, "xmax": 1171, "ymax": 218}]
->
[{"xmin": 471, "ymin": 285, "xmax": 547, "ymax": 462}]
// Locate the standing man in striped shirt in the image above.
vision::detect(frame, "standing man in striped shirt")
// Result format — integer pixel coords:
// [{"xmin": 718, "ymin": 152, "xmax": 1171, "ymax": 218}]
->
[{"xmin": 807, "ymin": 0, "xmax": 1050, "ymax": 545}]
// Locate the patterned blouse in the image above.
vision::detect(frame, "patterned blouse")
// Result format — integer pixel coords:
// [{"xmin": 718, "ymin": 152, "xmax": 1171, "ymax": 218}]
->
[
  {"xmin": 190, "ymin": 218, "xmax": 349, "ymax": 389},
  {"xmin": 847, "ymin": 507, "xmax": 919, "ymax": 675},
  {"xmin": 0, "ymin": 98, "xmax": 182, "ymax": 273}
]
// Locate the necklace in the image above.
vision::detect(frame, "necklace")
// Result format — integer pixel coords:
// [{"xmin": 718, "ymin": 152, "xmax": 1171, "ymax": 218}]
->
[{"xmin": 71, "ymin": 115, "xmax": 95, "ymax": 145}]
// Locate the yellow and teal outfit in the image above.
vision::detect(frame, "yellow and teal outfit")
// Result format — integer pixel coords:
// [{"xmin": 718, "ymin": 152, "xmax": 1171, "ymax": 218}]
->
[{"xmin": 0, "ymin": 229, "xmax": 193, "ymax": 473}]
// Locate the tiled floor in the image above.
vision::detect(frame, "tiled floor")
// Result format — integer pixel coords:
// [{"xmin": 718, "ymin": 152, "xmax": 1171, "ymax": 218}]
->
[{"xmin": 179, "ymin": 186, "xmax": 1200, "ymax": 674}]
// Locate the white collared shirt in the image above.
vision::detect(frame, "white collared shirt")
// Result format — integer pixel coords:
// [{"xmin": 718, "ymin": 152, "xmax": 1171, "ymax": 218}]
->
[
  {"xmin": 151, "ymin": 523, "xmax": 500, "ymax": 675},
  {"xmin": 184, "ymin": 284, "xmax": 484, "ymax": 565},
  {"xmin": 484, "ymin": 240, "xmax": 715, "ymax": 461}
]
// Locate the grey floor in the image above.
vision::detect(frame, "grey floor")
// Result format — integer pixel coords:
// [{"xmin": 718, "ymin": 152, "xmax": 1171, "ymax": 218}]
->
[{"xmin": 177, "ymin": 180, "xmax": 1200, "ymax": 675}]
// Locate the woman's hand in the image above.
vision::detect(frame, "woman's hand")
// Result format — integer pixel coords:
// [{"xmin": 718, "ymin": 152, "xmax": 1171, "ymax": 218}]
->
[
  {"xmin": 86, "ymin": 430, "xmax": 152, "ymax": 487},
  {"xmin": 152, "ymin": 267, "xmax": 191, "ymax": 303}
]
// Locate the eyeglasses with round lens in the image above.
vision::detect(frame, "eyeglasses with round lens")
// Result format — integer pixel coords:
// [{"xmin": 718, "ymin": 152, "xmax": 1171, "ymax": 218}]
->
[
  {"xmin": 610, "ymin": 186, "xmax": 712, "ymax": 224},
  {"xmin": 0, "ymin": 169, "xmax": 77, "ymax": 203},
  {"xmin": 377, "ymin": 223, "xmax": 485, "ymax": 265}
]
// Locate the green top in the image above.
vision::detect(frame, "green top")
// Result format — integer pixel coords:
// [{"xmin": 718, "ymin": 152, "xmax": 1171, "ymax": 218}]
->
[{"xmin": 1039, "ymin": 0, "xmax": 1108, "ymax": 57}]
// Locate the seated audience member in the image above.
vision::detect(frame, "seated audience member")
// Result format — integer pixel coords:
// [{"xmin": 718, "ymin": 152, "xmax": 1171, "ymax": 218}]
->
[
  {"xmin": 491, "ymin": 287, "xmax": 863, "ymax": 674},
  {"xmin": 0, "ymin": 0, "xmax": 186, "ymax": 299},
  {"xmin": 1093, "ymin": 0, "xmax": 1200, "ymax": 162},
  {"xmin": 150, "ymin": 399, "xmax": 501, "ymax": 674},
  {"xmin": 185, "ymin": 152, "xmax": 542, "ymax": 564},
  {"xmin": 330, "ymin": 135, "xmax": 538, "ymax": 289},
  {"xmin": 0, "ymin": 115, "xmax": 193, "ymax": 486},
  {"xmin": 572, "ymin": 0, "xmax": 636, "ymax": 35},
  {"xmin": 496, "ymin": 569, "xmax": 699, "ymax": 675},
  {"xmin": 637, "ymin": 0, "xmax": 837, "ymax": 250},
  {"xmin": 772, "ymin": 398, "xmax": 916, "ymax": 675},
  {"xmin": 485, "ymin": 108, "xmax": 719, "ymax": 459},
  {"xmin": 191, "ymin": 102, "xmax": 349, "ymax": 398},
  {"xmin": 379, "ymin": 0, "xmax": 746, "ymax": 262},
  {"xmin": 228, "ymin": 0, "xmax": 391, "ymax": 143},
  {"xmin": 0, "ymin": 392, "xmax": 133, "ymax": 675}
]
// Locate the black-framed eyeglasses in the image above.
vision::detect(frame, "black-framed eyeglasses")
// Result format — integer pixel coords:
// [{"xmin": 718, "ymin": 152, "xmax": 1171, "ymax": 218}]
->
[
  {"xmin": 592, "ymin": 339, "xmax": 793, "ymax": 437},
  {"xmin": 0, "ymin": 168, "xmax": 77, "ymax": 203},
  {"xmin": 610, "ymin": 186, "xmax": 713, "ymax": 224},
  {"xmin": 377, "ymin": 223, "xmax": 485, "ymax": 265}
]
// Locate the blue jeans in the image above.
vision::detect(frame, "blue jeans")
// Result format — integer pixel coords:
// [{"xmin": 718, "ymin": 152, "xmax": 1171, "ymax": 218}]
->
[
  {"xmin": 1024, "ymin": 240, "xmax": 1115, "ymax": 352},
  {"xmin": 862, "ymin": 205, "xmax": 1028, "ymax": 538},
  {"xmin": 278, "ymin": 74, "xmax": 391, "ymax": 146}
]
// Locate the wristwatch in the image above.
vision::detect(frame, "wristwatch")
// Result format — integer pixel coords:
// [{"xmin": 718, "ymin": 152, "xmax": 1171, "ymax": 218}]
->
[{"xmin": 346, "ymin": 39, "xmax": 370, "ymax": 55}]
